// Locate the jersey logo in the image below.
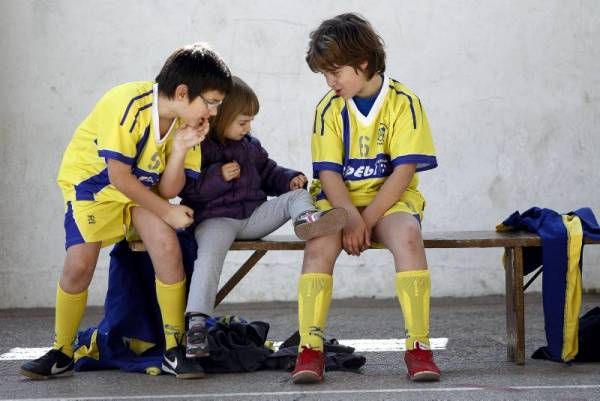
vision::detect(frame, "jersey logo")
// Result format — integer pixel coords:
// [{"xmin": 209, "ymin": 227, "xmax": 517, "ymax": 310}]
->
[
  {"xmin": 148, "ymin": 152, "xmax": 161, "ymax": 170},
  {"xmin": 343, "ymin": 154, "xmax": 391, "ymax": 180},
  {"xmin": 377, "ymin": 123, "xmax": 387, "ymax": 145},
  {"xmin": 138, "ymin": 176, "xmax": 156, "ymax": 185},
  {"xmin": 359, "ymin": 136, "xmax": 370, "ymax": 157},
  {"xmin": 87, "ymin": 214, "xmax": 96, "ymax": 225}
]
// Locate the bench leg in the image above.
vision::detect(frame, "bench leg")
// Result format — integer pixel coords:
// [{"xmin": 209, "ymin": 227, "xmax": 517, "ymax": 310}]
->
[
  {"xmin": 504, "ymin": 246, "xmax": 525, "ymax": 365},
  {"xmin": 214, "ymin": 250, "xmax": 267, "ymax": 307}
]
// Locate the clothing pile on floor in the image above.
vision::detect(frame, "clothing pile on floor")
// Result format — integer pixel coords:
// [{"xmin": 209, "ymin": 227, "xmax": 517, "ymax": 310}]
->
[{"xmin": 75, "ymin": 231, "xmax": 365, "ymax": 374}]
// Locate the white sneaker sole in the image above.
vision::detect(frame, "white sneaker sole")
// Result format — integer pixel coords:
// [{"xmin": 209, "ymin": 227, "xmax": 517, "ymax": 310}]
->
[
  {"xmin": 292, "ymin": 369, "xmax": 323, "ymax": 384},
  {"xmin": 410, "ymin": 370, "xmax": 440, "ymax": 382}
]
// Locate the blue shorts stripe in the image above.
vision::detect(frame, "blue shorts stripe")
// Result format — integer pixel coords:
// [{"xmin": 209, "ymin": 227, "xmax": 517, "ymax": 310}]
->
[{"xmin": 64, "ymin": 201, "xmax": 85, "ymax": 249}]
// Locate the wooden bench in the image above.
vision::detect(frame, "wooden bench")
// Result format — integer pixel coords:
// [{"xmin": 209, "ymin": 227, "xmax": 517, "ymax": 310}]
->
[
  {"xmin": 217, "ymin": 231, "xmax": 600, "ymax": 365},
  {"xmin": 131, "ymin": 231, "xmax": 599, "ymax": 365}
]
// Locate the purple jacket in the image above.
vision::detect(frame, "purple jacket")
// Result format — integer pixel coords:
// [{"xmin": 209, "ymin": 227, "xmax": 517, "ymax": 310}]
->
[{"xmin": 180, "ymin": 135, "xmax": 303, "ymax": 224}]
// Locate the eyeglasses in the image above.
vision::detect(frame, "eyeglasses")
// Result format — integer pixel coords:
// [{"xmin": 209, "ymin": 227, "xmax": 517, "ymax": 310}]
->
[{"xmin": 199, "ymin": 95, "xmax": 223, "ymax": 111}]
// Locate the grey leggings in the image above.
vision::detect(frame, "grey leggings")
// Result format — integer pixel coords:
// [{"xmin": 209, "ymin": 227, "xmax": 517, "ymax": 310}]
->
[{"xmin": 186, "ymin": 189, "xmax": 313, "ymax": 315}]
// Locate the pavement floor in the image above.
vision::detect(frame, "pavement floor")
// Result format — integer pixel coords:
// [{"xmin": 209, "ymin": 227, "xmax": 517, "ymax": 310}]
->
[{"xmin": 1, "ymin": 294, "xmax": 600, "ymax": 401}]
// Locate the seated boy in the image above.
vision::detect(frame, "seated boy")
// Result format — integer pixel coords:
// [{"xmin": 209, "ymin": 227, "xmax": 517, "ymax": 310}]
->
[
  {"xmin": 20, "ymin": 43, "xmax": 232, "ymax": 380},
  {"xmin": 292, "ymin": 14, "xmax": 441, "ymax": 383}
]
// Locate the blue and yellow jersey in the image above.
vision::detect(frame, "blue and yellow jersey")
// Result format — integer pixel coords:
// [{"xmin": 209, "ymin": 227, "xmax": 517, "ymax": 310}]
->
[
  {"xmin": 310, "ymin": 76, "xmax": 437, "ymax": 207},
  {"xmin": 57, "ymin": 81, "xmax": 202, "ymax": 203}
]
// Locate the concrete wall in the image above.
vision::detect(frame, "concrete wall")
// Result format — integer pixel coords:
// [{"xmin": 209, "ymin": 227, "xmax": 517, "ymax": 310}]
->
[{"xmin": 1, "ymin": 0, "xmax": 599, "ymax": 308}]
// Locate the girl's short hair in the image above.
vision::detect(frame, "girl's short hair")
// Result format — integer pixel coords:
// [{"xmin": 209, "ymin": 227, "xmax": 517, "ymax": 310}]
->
[
  {"xmin": 210, "ymin": 76, "xmax": 260, "ymax": 143},
  {"xmin": 306, "ymin": 13, "xmax": 386, "ymax": 79}
]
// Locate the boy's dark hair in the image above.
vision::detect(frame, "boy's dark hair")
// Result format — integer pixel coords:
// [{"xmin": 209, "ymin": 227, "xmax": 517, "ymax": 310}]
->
[
  {"xmin": 210, "ymin": 76, "xmax": 259, "ymax": 143},
  {"xmin": 156, "ymin": 43, "xmax": 232, "ymax": 100},
  {"xmin": 306, "ymin": 13, "xmax": 386, "ymax": 79}
]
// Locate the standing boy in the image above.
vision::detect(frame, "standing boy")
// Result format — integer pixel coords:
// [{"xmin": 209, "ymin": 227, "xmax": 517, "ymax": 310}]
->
[
  {"xmin": 293, "ymin": 13, "xmax": 441, "ymax": 383},
  {"xmin": 20, "ymin": 43, "xmax": 232, "ymax": 380}
]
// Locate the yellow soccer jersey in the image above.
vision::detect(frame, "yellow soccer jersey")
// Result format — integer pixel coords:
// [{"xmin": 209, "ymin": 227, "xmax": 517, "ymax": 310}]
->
[
  {"xmin": 310, "ymin": 76, "xmax": 437, "ymax": 207},
  {"xmin": 57, "ymin": 81, "xmax": 202, "ymax": 203}
]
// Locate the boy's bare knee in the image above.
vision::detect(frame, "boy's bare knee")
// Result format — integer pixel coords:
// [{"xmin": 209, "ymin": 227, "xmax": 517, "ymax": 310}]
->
[
  {"xmin": 61, "ymin": 260, "xmax": 95, "ymax": 291},
  {"xmin": 400, "ymin": 220, "xmax": 422, "ymax": 241},
  {"xmin": 386, "ymin": 218, "xmax": 424, "ymax": 254},
  {"xmin": 149, "ymin": 236, "xmax": 181, "ymax": 260},
  {"xmin": 302, "ymin": 236, "xmax": 340, "ymax": 272}
]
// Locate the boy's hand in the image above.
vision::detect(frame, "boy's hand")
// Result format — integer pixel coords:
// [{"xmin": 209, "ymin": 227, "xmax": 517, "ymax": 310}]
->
[
  {"xmin": 221, "ymin": 161, "xmax": 241, "ymax": 181},
  {"xmin": 342, "ymin": 209, "xmax": 370, "ymax": 256},
  {"xmin": 172, "ymin": 122, "xmax": 209, "ymax": 154},
  {"xmin": 162, "ymin": 204, "xmax": 194, "ymax": 231},
  {"xmin": 360, "ymin": 208, "xmax": 378, "ymax": 248},
  {"xmin": 289, "ymin": 175, "xmax": 307, "ymax": 190}
]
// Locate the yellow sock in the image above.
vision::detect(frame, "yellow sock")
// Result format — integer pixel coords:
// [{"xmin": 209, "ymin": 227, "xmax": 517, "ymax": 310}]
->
[
  {"xmin": 155, "ymin": 277, "xmax": 186, "ymax": 350},
  {"xmin": 395, "ymin": 270, "xmax": 431, "ymax": 350},
  {"xmin": 53, "ymin": 285, "xmax": 88, "ymax": 358},
  {"xmin": 145, "ymin": 366, "xmax": 162, "ymax": 376},
  {"xmin": 298, "ymin": 273, "xmax": 332, "ymax": 351}
]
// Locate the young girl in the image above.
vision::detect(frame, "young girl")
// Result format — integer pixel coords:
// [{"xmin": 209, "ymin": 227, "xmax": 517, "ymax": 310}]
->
[{"xmin": 179, "ymin": 76, "xmax": 347, "ymax": 358}]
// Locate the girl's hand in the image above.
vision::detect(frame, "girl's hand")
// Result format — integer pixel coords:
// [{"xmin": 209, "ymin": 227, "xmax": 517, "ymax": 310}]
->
[
  {"xmin": 289, "ymin": 175, "xmax": 308, "ymax": 190},
  {"xmin": 221, "ymin": 161, "xmax": 241, "ymax": 181}
]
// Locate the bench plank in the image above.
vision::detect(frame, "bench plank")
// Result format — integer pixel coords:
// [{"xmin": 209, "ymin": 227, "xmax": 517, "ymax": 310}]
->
[
  {"xmin": 229, "ymin": 231, "xmax": 544, "ymax": 250},
  {"xmin": 230, "ymin": 231, "xmax": 600, "ymax": 250}
]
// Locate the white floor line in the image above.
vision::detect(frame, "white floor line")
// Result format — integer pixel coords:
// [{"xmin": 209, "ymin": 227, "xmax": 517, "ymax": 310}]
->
[
  {"xmin": 0, "ymin": 347, "xmax": 52, "ymax": 361},
  {"xmin": 0, "ymin": 338, "xmax": 448, "ymax": 361},
  {"xmin": 4, "ymin": 385, "xmax": 600, "ymax": 401}
]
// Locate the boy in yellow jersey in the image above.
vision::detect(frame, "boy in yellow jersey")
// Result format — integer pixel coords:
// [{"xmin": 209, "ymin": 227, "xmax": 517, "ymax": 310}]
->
[
  {"xmin": 20, "ymin": 43, "xmax": 232, "ymax": 380},
  {"xmin": 292, "ymin": 14, "xmax": 441, "ymax": 383}
]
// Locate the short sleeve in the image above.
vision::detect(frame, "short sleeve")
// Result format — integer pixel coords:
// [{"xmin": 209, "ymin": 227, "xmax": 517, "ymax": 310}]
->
[
  {"xmin": 311, "ymin": 100, "xmax": 344, "ymax": 178},
  {"xmin": 389, "ymin": 96, "xmax": 437, "ymax": 172},
  {"xmin": 183, "ymin": 145, "xmax": 202, "ymax": 179},
  {"xmin": 94, "ymin": 93, "xmax": 140, "ymax": 165}
]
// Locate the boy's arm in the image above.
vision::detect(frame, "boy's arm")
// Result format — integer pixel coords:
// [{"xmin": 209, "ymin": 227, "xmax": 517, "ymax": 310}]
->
[
  {"xmin": 158, "ymin": 149, "xmax": 188, "ymax": 199},
  {"xmin": 360, "ymin": 163, "xmax": 417, "ymax": 231},
  {"xmin": 158, "ymin": 124, "xmax": 208, "ymax": 199},
  {"xmin": 107, "ymin": 159, "xmax": 193, "ymax": 230},
  {"xmin": 319, "ymin": 170, "xmax": 368, "ymax": 256}
]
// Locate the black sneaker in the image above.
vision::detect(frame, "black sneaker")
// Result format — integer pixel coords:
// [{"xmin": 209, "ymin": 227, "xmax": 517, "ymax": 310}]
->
[
  {"xmin": 162, "ymin": 346, "xmax": 205, "ymax": 379},
  {"xmin": 186, "ymin": 322, "xmax": 210, "ymax": 358},
  {"xmin": 294, "ymin": 208, "xmax": 348, "ymax": 241},
  {"xmin": 20, "ymin": 348, "xmax": 74, "ymax": 380}
]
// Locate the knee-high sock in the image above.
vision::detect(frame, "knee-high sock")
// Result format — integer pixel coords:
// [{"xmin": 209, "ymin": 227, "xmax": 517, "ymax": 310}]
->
[
  {"xmin": 395, "ymin": 270, "xmax": 431, "ymax": 350},
  {"xmin": 53, "ymin": 284, "xmax": 88, "ymax": 357},
  {"xmin": 298, "ymin": 273, "xmax": 333, "ymax": 351},
  {"xmin": 155, "ymin": 277, "xmax": 186, "ymax": 350}
]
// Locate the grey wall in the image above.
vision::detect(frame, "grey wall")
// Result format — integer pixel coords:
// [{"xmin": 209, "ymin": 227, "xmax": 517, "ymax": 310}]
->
[{"xmin": 1, "ymin": 0, "xmax": 599, "ymax": 308}]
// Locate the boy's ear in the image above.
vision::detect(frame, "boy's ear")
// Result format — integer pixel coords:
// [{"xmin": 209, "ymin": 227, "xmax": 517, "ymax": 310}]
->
[
  {"xmin": 174, "ymin": 84, "xmax": 189, "ymax": 101},
  {"xmin": 359, "ymin": 61, "xmax": 368, "ymax": 71}
]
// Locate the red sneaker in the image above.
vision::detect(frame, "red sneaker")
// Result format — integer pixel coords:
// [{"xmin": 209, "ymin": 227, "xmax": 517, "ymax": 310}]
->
[
  {"xmin": 404, "ymin": 341, "xmax": 441, "ymax": 381},
  {"xmin": 291, "ymin": 346, "xmax": 325, "ymax": 384}
]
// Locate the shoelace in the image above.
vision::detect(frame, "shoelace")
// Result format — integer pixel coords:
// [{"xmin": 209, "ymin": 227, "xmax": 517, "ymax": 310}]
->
[{"xmin": 187, "ymin": 326, "xmax": 207, "ymax": 343}]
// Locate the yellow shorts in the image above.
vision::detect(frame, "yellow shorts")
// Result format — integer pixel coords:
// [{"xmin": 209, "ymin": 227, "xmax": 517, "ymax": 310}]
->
[
  {"xmin": 315, "ymin": 188, "xmax": 425, "ymax": 249},
  {"xmin": 63, "ymin": 199, "xmax": 136, "ymax": 249},
  {"xmin": 315, "ymin": 188, "xmax": 425, "ymax": 220}
]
